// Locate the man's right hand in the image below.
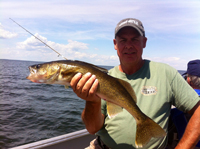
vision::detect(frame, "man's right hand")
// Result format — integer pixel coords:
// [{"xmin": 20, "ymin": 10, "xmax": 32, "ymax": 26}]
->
[{"xmin": 70, "ymin": 72, "xmax": 101, "ymax": 102}]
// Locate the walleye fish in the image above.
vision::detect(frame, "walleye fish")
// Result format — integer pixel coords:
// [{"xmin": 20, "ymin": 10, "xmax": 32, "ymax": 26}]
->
[{"xmin": 26, "ymin": 60, "xmax": 166, "ymax": 148}]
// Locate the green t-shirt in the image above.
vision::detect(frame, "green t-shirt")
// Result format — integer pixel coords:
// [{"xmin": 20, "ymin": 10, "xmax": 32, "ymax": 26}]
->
[{"xmin": 96, "ymin": 60, "xmax": 199, "ymax": 149}]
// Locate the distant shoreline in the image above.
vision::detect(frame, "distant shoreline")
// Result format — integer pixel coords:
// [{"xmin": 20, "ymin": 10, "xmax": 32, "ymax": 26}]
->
[{"xmin": 0, "ymin": 59, "xmax": 186, "ymax": 72}]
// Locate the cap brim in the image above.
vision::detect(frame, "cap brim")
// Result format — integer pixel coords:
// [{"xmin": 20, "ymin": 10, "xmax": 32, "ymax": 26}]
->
[{"xmin": 115, "ymin": 25, "xmax": 143, "ymax": 37}]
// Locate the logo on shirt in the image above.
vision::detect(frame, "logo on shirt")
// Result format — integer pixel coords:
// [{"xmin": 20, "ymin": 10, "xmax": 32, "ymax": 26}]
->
[{"xmin": 141, "ymin": 86, "xmax": 157, "ymax": 96}]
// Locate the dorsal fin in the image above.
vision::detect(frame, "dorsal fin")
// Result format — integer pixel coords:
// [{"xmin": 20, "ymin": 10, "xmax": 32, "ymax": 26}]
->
[
  {"xmin": 75, "ymin": 60, "xmax": 108, "ymax": 73},
  {"xmin": 91, "ymin": 65, "xmax": 108, "ymax": 73},
  {"xmin": 116, "ymin": 78, "xmax": 137, "ymax": 103}
]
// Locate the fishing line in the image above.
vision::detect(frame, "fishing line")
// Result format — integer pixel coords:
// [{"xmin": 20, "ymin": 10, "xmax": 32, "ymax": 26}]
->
[{"xmin": 9, "ymin": 18, "xmax": 67, "ymax": 60}]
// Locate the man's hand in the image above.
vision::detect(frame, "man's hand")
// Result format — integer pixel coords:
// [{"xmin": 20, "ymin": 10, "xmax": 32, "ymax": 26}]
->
[{"xmin": 70, "ymin": 72, "xmax": 101, "ymax": 102}]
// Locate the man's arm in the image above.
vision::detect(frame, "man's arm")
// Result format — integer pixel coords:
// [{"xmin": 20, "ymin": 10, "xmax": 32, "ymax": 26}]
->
[
  {"xmin": 70, "ymin": 72, "xmax": 105, "ymax": 134},
  {"xmin": 175, "ymin": 101, "xmax": 200, "ymax": 149}
]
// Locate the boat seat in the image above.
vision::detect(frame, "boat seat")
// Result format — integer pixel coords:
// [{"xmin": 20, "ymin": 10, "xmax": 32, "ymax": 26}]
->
[{"xmin": 170, "ymin": 108, "xmax": 200, "ymax": 147}]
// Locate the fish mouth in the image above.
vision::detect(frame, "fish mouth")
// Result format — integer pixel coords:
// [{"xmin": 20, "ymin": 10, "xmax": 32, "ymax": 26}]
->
[
  {"xmin": 26, "ymin": 66, "xmax": 44, "ymax": 83},
  {"xmin": 26, "ymin": 66, "xmax": 57, "ymax": 84},
  {"xmin": 26, "ymin": 75, "xmax": 45, "ymax": 83},
  {"xmin": 26, "ymin": 75, "xmax": 40, "ymax": 83},
  {"xmin": 27, "ymin": 67, "xmax": 34, "ymax": 80}
]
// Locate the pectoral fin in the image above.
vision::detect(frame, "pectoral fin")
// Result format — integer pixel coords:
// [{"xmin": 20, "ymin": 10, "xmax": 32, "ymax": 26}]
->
[
  {"xmin": 75, "ymin": 60, "xmax": 108, "ymax": 73},
  {"xmin": 107, "ymin": 101, "xmax": 123, "ymax": 118}
]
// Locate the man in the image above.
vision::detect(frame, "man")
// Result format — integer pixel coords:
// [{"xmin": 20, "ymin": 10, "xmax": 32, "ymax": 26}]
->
[
  {"xmin": 70, "ymin": 18, "xmax": 200, "ymax": 149},
  {"xmin": 184, "ymin": 60, "xmax": 200, "ymax": 96}
]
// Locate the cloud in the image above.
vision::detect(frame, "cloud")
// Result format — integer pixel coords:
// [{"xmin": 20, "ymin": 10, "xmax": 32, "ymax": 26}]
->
[
  {"xmin": 65, "ymin": 40, "xmax": 88, "ymax": 51},
  {"xmin": 17, "ymin": 33, "xmax": 47, "ymax": 50},
  {"xmin": 17, "ymin": 33, "xmax": 88, "ymax": 52},
  {"xmin": 0, "ymin": 23, "xmax": 17, "ymax": 39},
  {"xmin": 144, "ymin": 56, "xmax": 187, "ymax": 70},
  {"xmin": 13, "ymin": 33, "xmax": 118, "ymax": 65},
  {"xmin": 110, "ymin": 55, "xmax": 118, "ymax": 61}
]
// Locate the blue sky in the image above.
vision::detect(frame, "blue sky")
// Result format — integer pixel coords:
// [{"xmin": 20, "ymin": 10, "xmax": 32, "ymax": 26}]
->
[{"xmin": 0, "ymin": 0, "xmax": 200, "ymax": 70}]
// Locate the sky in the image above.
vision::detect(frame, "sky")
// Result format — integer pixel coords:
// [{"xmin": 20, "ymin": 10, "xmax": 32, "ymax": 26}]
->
[{"xmin": 0, "ymin": 0, "xmax": 200, "ymax": 70}]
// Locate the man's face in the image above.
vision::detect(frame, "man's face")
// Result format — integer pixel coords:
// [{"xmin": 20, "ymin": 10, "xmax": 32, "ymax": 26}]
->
[{"xmin": 114, "ymin": 27, "xmax": 147, "ymax": 65}]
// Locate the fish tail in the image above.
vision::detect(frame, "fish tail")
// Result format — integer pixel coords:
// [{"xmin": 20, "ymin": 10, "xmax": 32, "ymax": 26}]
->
[{"xmin": 135, "ymin": 117, "xmax": 166, "ymax": 148}]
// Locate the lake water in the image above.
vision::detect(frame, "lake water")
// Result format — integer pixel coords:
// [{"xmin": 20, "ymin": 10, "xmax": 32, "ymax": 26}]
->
[
  {"xmin": 0, "ymin": 59, "xmax": 113, "ymax": 149},
  {"xmin": 0, "ymin": 59, "xmax": 185, "ymax": 148}
]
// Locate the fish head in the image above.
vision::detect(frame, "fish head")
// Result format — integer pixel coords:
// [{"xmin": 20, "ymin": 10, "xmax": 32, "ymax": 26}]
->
[{"xmin": 26, "ymin": 62, "xmax": 60, "ymax": 84}]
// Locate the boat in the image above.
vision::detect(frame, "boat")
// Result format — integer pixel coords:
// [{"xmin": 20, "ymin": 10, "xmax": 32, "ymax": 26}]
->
[{"xmin": 10, "ymin": 129, "xmax": 95, "ymax": 149}]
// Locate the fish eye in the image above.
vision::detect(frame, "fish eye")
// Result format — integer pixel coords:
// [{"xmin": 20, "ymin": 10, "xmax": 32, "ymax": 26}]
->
[{"xmin": 36, "ymin": 65, "xmax": 40, "ymax": 69}]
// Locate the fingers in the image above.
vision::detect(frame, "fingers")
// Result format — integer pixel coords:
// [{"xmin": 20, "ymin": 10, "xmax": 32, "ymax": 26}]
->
[
  {"xmin": 82, "ymin": 74, "xmax": 96, "ymax": 96},
  {"xmin": 70, "ymin": 72, "xmax": 82, "ymax": 89},
  {"xmin": 77, "ymin": 73, "xmax": 93, "ymax": 97},
  {"xmin": 89, "ymin": 78, "xmax": 99, "ymax": 96},
  {"xmin": 70, "ymin": 72, "xmax": 99, "ymax": 101}
]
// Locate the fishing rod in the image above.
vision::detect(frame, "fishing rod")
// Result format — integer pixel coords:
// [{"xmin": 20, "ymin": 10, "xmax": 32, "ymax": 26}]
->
[{"xmin": 9, "ymin": 18, "xmax": 67, "ymax": 60}]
